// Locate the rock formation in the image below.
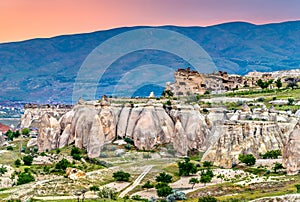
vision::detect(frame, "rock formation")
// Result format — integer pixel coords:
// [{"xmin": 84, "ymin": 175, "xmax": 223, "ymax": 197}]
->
[
  {"xmin": 35, "ymin": 100, "xmax": 209, "ymax": 158},
  {"xmin": 66, "ymin": 167, "xmax": 86, "ymax": 180},
  {"xmin": 21, "ymin": 98, "xmax": 300, "ymax": 169},
  {"xmin": 201, "ymin": 121, "xmax": 295, "ymax": 168},
  {"xmin": 283, "ymin": 120, "xmax": 300, "ymax": 175},
  {"xmin": 37, "ymin": 113, "xmax": 61, "ymax": 152}
]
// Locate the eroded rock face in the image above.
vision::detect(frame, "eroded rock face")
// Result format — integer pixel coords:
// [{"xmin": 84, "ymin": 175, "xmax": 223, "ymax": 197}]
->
[
  {"xmin": 37, "ymin": 113, "xmax": 61, "ymax": 152},
  {"xmin": 202, "ymin": 121, "xmax": 295, "ymax": 168},
  {"xmin": 31, "ymin": 100, "xmax": 300, "ymax": 167},
  {"xmin": 283, "ymin": 120, "xmax": 300, "ymax": 175}
]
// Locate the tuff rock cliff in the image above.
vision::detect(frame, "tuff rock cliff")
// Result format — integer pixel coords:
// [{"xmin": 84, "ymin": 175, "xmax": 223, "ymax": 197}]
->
[
  {"xmin": 282, "ymin": 120, "xmax": 300, "ymax": 175},
  {"xmin": 32, "ymin": 99, "xmax": 210, "ymax": 158},
  {"xmin": 21, "ymin": 99, "xmax": 300, "ymax": 172}
]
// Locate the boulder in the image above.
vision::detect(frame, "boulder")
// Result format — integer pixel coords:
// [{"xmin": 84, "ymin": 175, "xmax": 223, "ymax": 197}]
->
[
  {"xmin": 66, "ymin": 167, "xmax": 86, "ymax": 180},
  {"xmin": 27, "ymin": 138, "xmax": 37, "ymax": 147}
]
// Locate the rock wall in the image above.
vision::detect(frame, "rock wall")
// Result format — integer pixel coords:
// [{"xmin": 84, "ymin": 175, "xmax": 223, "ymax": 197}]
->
[
  {"xmin": 201, "ymin": 120, "xmax": 296, "ymax": 168},
  {"xmin": 22, "ymin": 100, "xmax": 300, "ymax": 171},
  {"xmin": 282, "ymin": 120, "xmax": 300, "ymax": 175},
  {"xmin": 36, "ymin": 101, "xmax": 209, "ymax": 158}
]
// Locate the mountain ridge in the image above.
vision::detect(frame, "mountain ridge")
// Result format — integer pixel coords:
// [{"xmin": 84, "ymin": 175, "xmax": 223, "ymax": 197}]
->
[{"xmin": 1, "ymin": 20, "xmax": 300, "ymax": 103}]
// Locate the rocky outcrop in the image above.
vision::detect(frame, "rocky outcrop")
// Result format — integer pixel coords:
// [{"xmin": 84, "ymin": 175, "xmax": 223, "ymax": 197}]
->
[
  {"xmin": 283, "ymin": 120, "xmax": 300, "ymax": 175},
  {"xmin": 66, "ymin": 167, "xmax": 85, "ymax": 180},
  {"xmin": 202, "ymin": 120, "xmax": 296, "ymax": 168},
  {"xmin": 28, "ymin": 99, "xmax": 299, "ymax": 167},
  {"xmin": 27, "ymin": 138, "xmax": 37, "ymax": 147},
  {"xmin": 37, "ymin": 113, "xmax": 61, "ymax": 152},
  {"xmin": 36, "ymin": 101, "xmax": 209, "ymax": 157}
]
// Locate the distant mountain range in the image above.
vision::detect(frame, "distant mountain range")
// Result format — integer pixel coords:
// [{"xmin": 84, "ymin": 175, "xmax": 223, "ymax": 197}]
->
[{"xmin": 1, "ymin": 21, "xmax": 300, "ymax": 103}]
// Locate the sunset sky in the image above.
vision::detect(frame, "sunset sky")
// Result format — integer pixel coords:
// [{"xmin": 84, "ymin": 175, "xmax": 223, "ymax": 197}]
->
[{"xmin": 1, "ymin": 0, "xmax": 300, "ymax": 43}]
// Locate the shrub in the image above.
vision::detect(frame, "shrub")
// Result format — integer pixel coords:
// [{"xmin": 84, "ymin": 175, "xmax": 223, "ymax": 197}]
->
[
  {"xmin": 90, "ymin": 185, "xmax": 100, "ymax": 192},
  {"xmin": 0, "ymin": 166, "xmax": 7, "ymax": 176},
  {"xmin": 295, "ymin": 184, "xmax": 300, "ymax": 193},
  {"xmin": 288, "ymin": 98, "xmax": 295, "ymax": 105},
  {"xmin": 23, "ymin": 155, "xmax": 33, "ymax": 166},
  {"xmin": 72, "ymin": 153, "xmax": 82, "ymax": 160},
  {"xmin": 71, "ymin": 146, "xmax": 81, "ymax": 156},
  {"xmin": 98, "ymin": 187, "xmax": 117, "ymax": 200},
  {"xmin": 156, "ymin": 183, "xmax": 172, "ymax": 197},
  {"xmin": 203, "ymin": 161, "xmax": 212, "ymax": 167},
  {"xmin": 261, "ymin": 150, "xmax": 282, "ymax": 159},
  {"xmin": 55, "ymin": 148, "xmax": 61, "ymax": 154},
  {"xmin": 21, "ymin": 128, "xmax": 30, "ymax": 136},
  {"xmin": 198, "ymin": 196, "xmax": 218, "ymax": 202},
  {"xmin": 124, "ymin": 137, "xmax": 134, "ymax": 144},
  {"xmin": 17, "ymin": 172, "xmax": 35, "ymax": 185},
  {"xmin": 273, "ymin": 163, "xmax": 284, "ymax": 173},
  {"xmin": 238, "ymin": 154, "xmax": 256, "ymax": 166},
  {"xmin": 257, "ymin": 97, "xmax": 264, "ymax": 102},
  {"xmin": 125, "ymin": 144, "xmax": 132, "ymax": 150},
  {"xmin": 14, "ymin": 159, "xmax": 21, "ymax": 167},
  {"xmin": 142, "ymin": 181, "xmax": 154, "ymax": 189},
  {"xmin": 113, "ymin": 170, "xmax": 131, "ymax": 181},
  {"xmin": 6, "ymin": 146, "xmax": 13, "ymax": 151},
  {"xmin": 156, "ymin": 172, "xmax": 172, "ymax": 183},
  {"xmin": 55, "ymin": 158, "xmax": 71, "ymax": 171}
]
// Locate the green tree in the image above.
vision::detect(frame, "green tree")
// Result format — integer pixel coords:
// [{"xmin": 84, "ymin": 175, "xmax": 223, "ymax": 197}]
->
[
  {"xmin": 257, "ymin": 79, "xmax": 273, "ymax": 89},
  {"xmin": 156, "ymin": 172, "xmax": 172, "ymax": 183},
  {"xmin": 200, "ymin": 174, "xmax": 212, "ymax": 186},
  {"xmin": 55, "ymin": 158, "xmax": 71, "ymax": 171},
  {"xmin": 14, "ymin": 159, "xmax": 21, "ymax": 167},
  {"xmin": 273, "ymin": 163, "xmax": 284, "ymax": 173},
  {"xmin": 198, "ymin": 196, "xmax": 218, "ymax": 202},
  {"xmin": 189, "ymin": 177, "xmax": 199, "ymax": 189},
  {"xmin": 275, "ymin": 78, "xmax": 282, "ymax": 89},
  {"xmin": 5, "ymin": 130, "xmax": 14, "ymax": 141},
  {"xmin": 72, "ymin": 153, "xmax": 82, "ymax": 160},
  {"xmin": 113, "ymin": 170, "xmax": 131, "ymax": 181},
  {"xmin": 261, "ymin": 150, "xmax": 282, "ymax": 159},
  {"xmin": 156, "ymin": 184, "xmax": 172, "ymax": 197},
  {"xmin": 238, "ymin": 154, "xmax": 256, "ymax": 166},
  {"xmin": 142, "ymin": 181, "xmax": 154, "ymax": 190},
  {"xmin": 21, "ymin": 128, "xmax": 30, "ymax": 136},
  {"xmin": 23, "ymin": 155, "xmax": 33, "ymax": 166},
  {"xmin": 17, "ymin": 172, "xmax": 35, "ymax": 185},
  {"xmin": 178, "ymin": 158, "xmax": 197, "ymax": 176},
  {"xmin": 203, "ymin": 161, "xmax": 212, "ymax": 168},
  {"xmin": 13, "ymin": 130, "xmax": 20, "ymax": 138}
]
